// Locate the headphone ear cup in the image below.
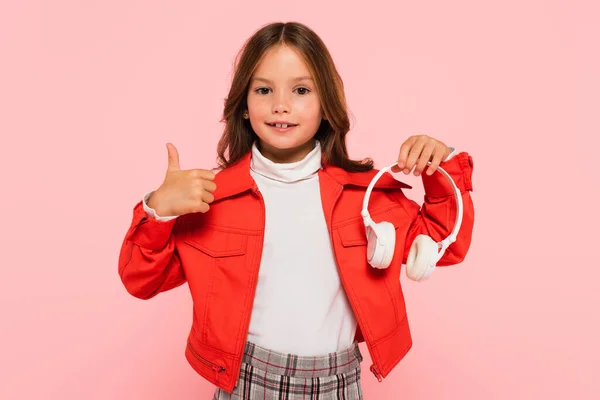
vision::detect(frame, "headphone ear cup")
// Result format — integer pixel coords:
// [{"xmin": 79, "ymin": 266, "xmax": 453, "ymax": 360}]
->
[
  {"xmin": 367, "ymin": 222, "xmax": 396, "ymax": 269},
  {"xmin": 406, "ymin": 234, "xmax": 439, "ymax": 281}
]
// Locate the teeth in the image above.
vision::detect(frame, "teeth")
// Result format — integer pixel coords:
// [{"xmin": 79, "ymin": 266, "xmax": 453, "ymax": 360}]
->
[{"xmin": 276, "ymin": 123, "xmax": 288, "ymax": 128}]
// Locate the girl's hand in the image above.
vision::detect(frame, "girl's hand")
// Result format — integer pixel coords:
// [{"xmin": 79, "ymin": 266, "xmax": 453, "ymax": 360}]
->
[
  {"xmin": 391, "ymin": 134, "xmax": 452, "ymax": 176},
  {"xmin": 147, "ymin": 143, "xmax": 217, "ymax": 217}
]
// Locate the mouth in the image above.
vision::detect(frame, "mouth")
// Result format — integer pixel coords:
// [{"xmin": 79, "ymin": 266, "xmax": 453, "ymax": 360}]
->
[
  {"xmin": 266, "ymin": 122, "xmax": 298, "ymax": 128},
  {"xmin": 265, "ymin": 122, "xmax": 298, "ymax": 132}
]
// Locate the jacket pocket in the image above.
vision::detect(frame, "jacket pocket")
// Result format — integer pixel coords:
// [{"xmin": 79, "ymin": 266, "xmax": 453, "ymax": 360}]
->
[
  {"xmin": 337, "ymin": 207, "xmax": 402, "ymax": 246},
  {"xmin": 184, "ymin": 227, "xmax": 248, "ymax": 258},
  {"xmin": 183, "ymin": 226, "xmax": 250, "ymax": 355}
]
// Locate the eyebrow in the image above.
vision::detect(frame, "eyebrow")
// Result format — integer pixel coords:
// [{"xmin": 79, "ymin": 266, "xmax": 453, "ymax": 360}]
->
[{"xmin": 251, "ymin": 76, "xmax": 313, "ymax": 84}]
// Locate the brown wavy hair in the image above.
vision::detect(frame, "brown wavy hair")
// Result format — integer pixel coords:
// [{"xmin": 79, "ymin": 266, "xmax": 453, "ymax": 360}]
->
[{"xmin": 216, "ymin": 21, "xmax": 373, "ymax": 172}]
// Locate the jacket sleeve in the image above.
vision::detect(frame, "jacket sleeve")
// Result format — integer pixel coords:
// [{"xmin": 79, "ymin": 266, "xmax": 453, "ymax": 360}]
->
[
  {"xmin": 391, "ymin": 151, "xmax": 475, "ymax": 266},
  {"xmin": 118, "ymin": 198, "xmax": 187, "ymax": 299}
]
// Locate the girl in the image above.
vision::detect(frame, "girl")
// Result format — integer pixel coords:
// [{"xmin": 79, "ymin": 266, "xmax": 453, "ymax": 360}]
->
[{"xmin": 118, "ymin": 21, "xmax": 474, "ymax": 399}]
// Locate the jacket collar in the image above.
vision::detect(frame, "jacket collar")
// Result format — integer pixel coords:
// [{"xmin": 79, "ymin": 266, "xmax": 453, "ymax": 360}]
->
[{"xmin": 213, "ymin": 150, "xmax": 412, "ymax": 202}]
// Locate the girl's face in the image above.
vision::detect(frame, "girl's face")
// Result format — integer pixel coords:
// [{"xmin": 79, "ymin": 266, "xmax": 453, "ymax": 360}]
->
[{"xmin": 246, "ymin": 44, "xmax": 324, "ymax": 163}]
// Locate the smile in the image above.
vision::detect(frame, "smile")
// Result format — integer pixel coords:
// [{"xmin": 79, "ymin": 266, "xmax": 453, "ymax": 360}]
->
[{"xmin": 266, "ymin": 123, "xmax": 298, "ymax": 132}]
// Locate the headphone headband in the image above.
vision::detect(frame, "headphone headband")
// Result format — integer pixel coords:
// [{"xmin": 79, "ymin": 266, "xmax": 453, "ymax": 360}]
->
[{"xmin": 361, "ymin": 161, "xmax": 463, "ymax": 254}]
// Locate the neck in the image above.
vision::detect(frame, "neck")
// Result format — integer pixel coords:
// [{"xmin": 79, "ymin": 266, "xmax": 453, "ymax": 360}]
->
[{"xmin": 250, "ymin": 139, "xmax": 322, "ymax": 183}]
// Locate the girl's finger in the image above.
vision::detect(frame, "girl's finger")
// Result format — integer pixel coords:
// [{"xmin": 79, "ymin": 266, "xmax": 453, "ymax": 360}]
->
[
  {"xmin": 426, "ymin": 144, "xmax": 447, "ymax": 175},
  {"xmin": 414, "ymin": 140, "xmax": 437, "ymax": 176},
  {"xmin": 394, "ymin": 136, "xmax": 418, "ymax": 172},
  {"xmin": 404, "ymin": 137, "xmax": 427, "ymax": 174}
]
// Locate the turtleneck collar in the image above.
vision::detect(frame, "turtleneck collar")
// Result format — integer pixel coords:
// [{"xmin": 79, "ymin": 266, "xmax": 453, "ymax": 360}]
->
[{"xmin": 250, "ymin": 140, "xmax": 322, "ymax": 183}]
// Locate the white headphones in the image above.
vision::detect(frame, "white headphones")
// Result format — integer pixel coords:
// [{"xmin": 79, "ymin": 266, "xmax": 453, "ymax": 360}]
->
[{"xmin": 361, "ymin": 161, "xmax": 463, "ymax": 282}]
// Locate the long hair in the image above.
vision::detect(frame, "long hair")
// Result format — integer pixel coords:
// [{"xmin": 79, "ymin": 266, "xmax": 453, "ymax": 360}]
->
[{"xmin": 216, "ymin": 21, "xmax": 373, "ymax": 172}]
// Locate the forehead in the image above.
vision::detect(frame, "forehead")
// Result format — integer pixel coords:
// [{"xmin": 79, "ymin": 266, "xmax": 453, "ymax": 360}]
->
[{"xmin": 252, "ymin": 45, "xmax": 313, "ymax": 81}]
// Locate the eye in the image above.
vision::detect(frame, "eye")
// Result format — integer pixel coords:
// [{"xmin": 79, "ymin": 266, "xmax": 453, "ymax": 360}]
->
[
  {"xmin": 295, "ymin": 87, "xmax": 311, "ymax": 95},
  {"xmin": 254, "ymin": 87, "xmax": 271, "ymax": 95}
]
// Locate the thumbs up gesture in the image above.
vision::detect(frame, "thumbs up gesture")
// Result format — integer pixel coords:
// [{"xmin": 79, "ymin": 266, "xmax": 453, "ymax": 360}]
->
[{"xmin": 147, "ymin": 143, "xmax": 217, "ymax": 217}]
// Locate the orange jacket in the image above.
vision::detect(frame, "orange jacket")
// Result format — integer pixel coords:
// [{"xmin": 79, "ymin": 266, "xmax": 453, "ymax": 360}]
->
[{"xmin": 118, "ymin": 150, "xmax": 474, "ymax": 393}]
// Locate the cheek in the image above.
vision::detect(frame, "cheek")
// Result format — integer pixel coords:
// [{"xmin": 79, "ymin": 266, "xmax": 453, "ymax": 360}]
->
[
  {"xmin": 247, "ymin": 103, "xmax": 270, "ymax": 125},
  {"xmin": 247, "ymin": 96, "xmax": 266, "ymax": 112},
  {"xmin": 296, "ymin": 98, "xmax": 322, "ymax": 120}
]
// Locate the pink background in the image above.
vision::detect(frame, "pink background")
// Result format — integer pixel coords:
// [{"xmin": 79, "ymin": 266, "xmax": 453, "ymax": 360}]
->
[{"xmin": 1, "ymin": 0, "xmax": 598, "ymax": 398}]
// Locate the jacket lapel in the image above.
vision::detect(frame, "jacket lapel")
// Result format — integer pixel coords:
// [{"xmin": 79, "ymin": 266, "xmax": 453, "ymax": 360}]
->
[{"xmin": 212, "ymin": 151, "xmax": 256, "ymax": 202}]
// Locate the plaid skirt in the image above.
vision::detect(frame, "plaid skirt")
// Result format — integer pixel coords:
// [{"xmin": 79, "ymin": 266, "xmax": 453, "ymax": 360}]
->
[{"xmin": 213, "ymin": 340, "xmax": 364, "ymax": 399}]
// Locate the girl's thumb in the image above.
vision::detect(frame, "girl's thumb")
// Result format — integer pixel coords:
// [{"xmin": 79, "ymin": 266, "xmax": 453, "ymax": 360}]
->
[{"xmin": 166, "ymin": 143, "xmax": 181, "ymax": 171}]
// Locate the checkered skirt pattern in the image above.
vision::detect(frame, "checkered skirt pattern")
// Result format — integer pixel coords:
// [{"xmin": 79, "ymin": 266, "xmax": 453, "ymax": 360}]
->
[{"xmin": 213, "ymin": 341, "xmax": 364, "ymax": 399}]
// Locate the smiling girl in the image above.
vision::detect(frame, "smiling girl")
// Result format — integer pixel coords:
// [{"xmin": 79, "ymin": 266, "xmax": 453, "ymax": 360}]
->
[{"xmin": 118, "ymin": 21, "xmax": 475, "ymax": 399}]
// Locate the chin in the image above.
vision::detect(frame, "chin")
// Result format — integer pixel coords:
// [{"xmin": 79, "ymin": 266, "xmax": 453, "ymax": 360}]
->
[
  {"xmin": 253, "ymin": 130, "xmax": 317, "ymax": 162},
  {"xmin": 263, "ymin": 138, "xmax": 304, "ymax": 150},
  {"xmin": 257, "ymin": 131, "xmax": 313, "ymax": 151}
]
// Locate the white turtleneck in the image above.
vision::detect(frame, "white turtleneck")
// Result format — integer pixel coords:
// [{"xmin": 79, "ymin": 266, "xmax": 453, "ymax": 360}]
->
[
  {"xmin": 243, "ymin": 140, "xmax": 358, "ymax": 355},
  {"xmin": 141, "ymin": 141, "xmax": 457, "ymax": 356}
]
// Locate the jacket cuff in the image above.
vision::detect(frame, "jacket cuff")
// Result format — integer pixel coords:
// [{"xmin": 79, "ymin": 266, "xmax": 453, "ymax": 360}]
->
[
  {"xmin": 127, "ymin": 200, "xmax": 178, "ymax": 250},
  {"xmin": 421, "ymin": 151, "xmax": 473, "ymax": 198},
  {"xmin": 143, "ymin": 191, "xmax": 179, "ymax": 221},
  {"xmin": 444, "ymin": 146, "xmax": 457, "ymax": 161}
]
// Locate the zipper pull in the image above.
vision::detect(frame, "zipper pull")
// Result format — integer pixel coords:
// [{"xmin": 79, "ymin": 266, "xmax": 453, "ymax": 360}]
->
[
  {"xmin": 370, "ymin": 364, "xmax": 383, "ymax": 382},
  {"xmin": 212, "ymin": 365, "xmax": 223, "ymax": 382}
]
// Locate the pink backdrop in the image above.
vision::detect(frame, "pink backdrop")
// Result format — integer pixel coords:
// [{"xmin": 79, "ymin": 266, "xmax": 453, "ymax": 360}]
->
[{"xmin": 1, "ymin": 0, "xmax": 598, "ymax": 398}]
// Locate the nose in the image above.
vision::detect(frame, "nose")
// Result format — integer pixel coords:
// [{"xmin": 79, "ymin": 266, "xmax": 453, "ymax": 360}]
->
[{"xmin": 272, "ymin": 91, "xmax": 291, "ymax": 114}]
